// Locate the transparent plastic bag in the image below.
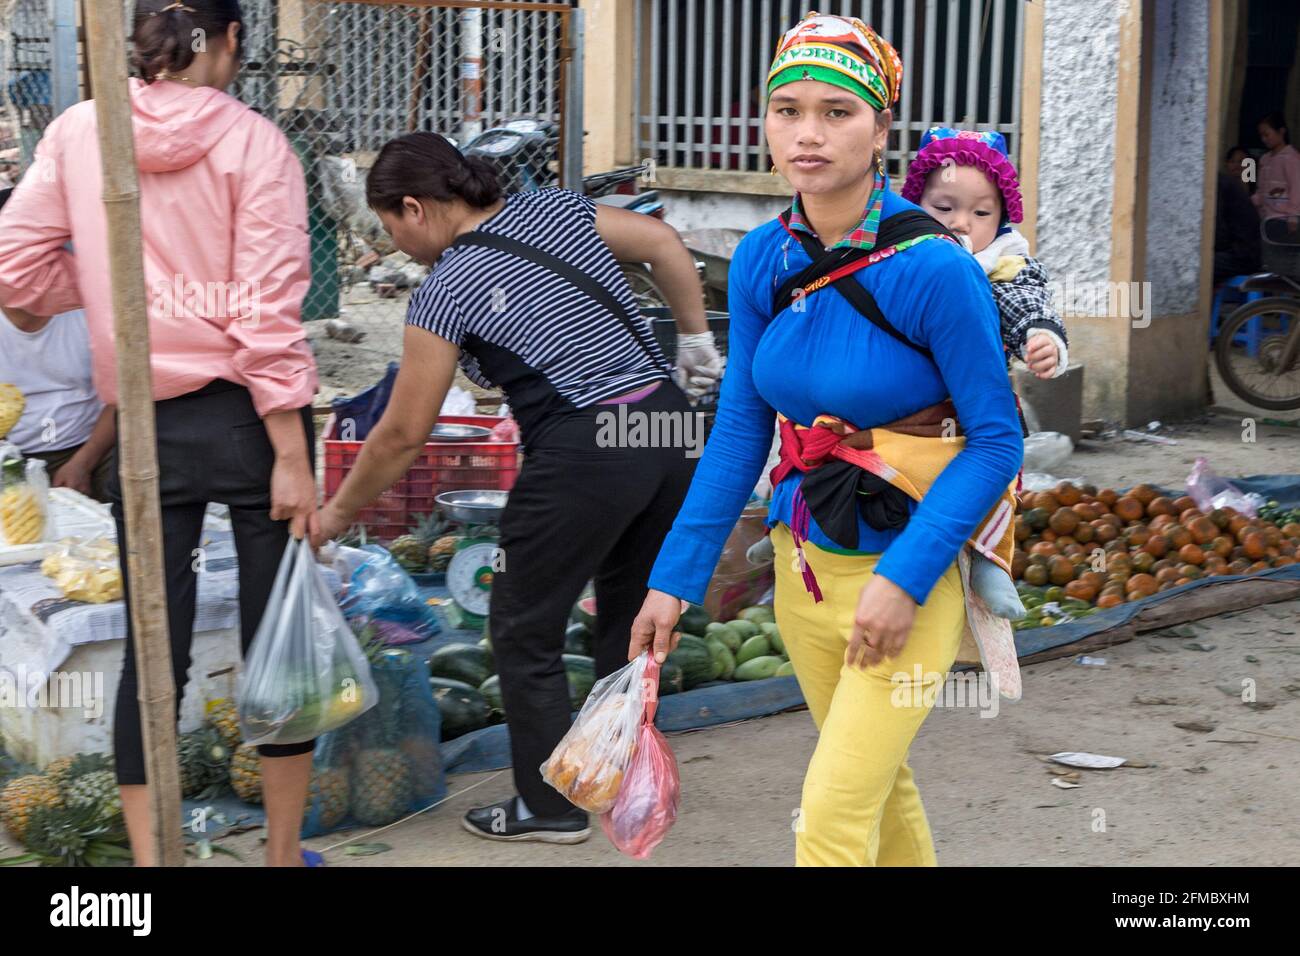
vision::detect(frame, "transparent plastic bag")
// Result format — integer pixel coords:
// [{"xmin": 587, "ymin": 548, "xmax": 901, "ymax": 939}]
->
[
  {"xmin": 340, "ymin": 544, "xmax": 441, "ymax": 638},
  {"xmin": 238, "ymin": 537, "xmax": 379, "ymax": 746},
  {"xmin": 600, "ymin": 658, "xmax": 680, "ymax": 860},
  {"xmin": 0, "ymin": 448, "xmax": 49, "ymax": 546},
  {"xmin": 1021, "ymin": 431, "xmax": 1074, "ymax": 473},
  {"xmin": 39, "ymin": 536, "xmax": 122, "ymax": 603},
  {"xmin": 1186, "ymin": 457, "xmax": 1262, "ymax": 516},
  {"xmin": 541, "ymin": 652, "xmax": 650, "ymax": 813}
]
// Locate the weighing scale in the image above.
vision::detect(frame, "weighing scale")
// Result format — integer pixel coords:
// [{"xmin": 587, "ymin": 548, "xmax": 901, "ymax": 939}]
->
[{"xmin": 435, "ymin": 490, "xmax": 508, "ymax": 632}]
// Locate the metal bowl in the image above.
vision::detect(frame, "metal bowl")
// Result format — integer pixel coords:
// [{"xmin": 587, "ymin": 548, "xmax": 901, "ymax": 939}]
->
[
  {"xmin": 435, "ymin": 489, "xmax": 509, "ymax": 524},
  {"xmin": 430, "ymin": 423, "xmax": 493, "ymax": 442}
]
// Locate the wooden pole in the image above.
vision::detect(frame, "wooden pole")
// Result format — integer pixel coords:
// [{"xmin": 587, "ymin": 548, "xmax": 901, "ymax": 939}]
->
[{"xmin": 83, "ymin": 1, "xmax": 185, "ymax": 866}]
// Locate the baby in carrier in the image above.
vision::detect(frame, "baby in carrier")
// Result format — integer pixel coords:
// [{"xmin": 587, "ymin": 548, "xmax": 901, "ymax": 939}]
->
[{"xmin": 902, "ymin": 126, "xmax": 1069, "ymax": 619}]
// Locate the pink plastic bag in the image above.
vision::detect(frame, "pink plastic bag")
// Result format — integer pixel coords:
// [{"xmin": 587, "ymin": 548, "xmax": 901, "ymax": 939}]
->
[
  {"xmin": 1186, "ymin": 457, "xmax": 1260, "ymax": 516},
  {"xmin": 599, "ymin": 658, "xmax": 680, "ymax": 859}
]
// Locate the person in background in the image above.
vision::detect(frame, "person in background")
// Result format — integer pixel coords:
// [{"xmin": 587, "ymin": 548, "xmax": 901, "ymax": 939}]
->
[
  {"xmin": 1223, "ymin": 144, "xmax": 1254, "ymax": 195},
  {"xmin": 0, "ymin": 186, "xmax": 115, "ymax": 501},
  {"xmin": 0, "ymin": 0, "xmax": 321, "ymax": 867},
  {"xmin": 310, "ymin": 132, "xmax": 716, "ymax": 845},
  {"xmin": 1254, "ymin": 112, "xmax": 1300, "ymax": 225},
  {"xmin": 1215, "ymin": 145, "xmax": 1262, "ymax": 285}
]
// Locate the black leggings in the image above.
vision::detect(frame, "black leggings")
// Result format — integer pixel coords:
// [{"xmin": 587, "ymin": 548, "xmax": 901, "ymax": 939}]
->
[
  {"xmin": 109, "ymin": 379, "xmax": 315, "ymax": 785},
  {"xmin": 490, "ymin": 381, "xmax": 699, "ymax": 817}
]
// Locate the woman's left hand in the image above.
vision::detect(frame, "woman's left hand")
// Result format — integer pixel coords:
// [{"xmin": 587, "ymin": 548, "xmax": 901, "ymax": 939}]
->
[{"xmin": 846, "ymin": 573, "xmax": 918, "ymax": 669}]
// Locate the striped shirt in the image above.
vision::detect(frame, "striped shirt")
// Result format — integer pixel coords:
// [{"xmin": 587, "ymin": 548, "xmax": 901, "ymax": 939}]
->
[{"xmin": 405, "ymin": 189, "xmax": 672, "ymax": 442}]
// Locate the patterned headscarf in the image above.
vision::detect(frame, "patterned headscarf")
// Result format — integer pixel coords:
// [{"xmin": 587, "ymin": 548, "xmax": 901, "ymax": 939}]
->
[{"xmin": 766, "ymin": 12, "xmax": 903, "ymax": 112}]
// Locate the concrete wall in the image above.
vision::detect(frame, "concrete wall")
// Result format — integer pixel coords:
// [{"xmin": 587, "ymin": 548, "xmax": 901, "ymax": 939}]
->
[
  {"xmin": 661, "ymin": 189, "xmax": 789, "ymax": 234},
  {"xmin": 1036, "ymin": 1, "xmax": 1121, "ymax": 287},
  {"xmin": 1144, "ymin": 0, "xmax": 1208, "ymax": 317}
]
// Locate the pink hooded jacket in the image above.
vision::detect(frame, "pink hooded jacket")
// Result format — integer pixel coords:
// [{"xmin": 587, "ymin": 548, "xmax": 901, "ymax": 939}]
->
[{"xmin": 0, "ymin": 78, "xmax": 318, "ymax": 417}]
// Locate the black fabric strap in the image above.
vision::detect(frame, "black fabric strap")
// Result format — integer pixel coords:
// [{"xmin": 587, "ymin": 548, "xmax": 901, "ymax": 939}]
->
[
  {"xmin": 450, "ymin": 230, "xmax": 671, "ymax": 374},
  {"xmin": 771, "ymin": 209, "xmax": 956, "ymax": 360}
]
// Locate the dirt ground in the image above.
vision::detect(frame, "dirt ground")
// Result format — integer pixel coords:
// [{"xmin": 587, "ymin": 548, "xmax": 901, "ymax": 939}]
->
[{"xmin": 180, "ymin": 327, "xmax": 1300, "ymax": 868}]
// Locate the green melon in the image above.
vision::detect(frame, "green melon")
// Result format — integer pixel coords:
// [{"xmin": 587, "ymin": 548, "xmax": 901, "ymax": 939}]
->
[
  {"xmin": 734, "ymin": 655, "xmax": 784, "ymax": 681},
  {"xmin": 735, "ymin": 634, "xmax": 772, "ymax": 666}
]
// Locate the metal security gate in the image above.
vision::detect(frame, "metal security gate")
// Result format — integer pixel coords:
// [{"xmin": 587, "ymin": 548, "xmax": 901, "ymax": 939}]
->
[{"xmin": 633, "ymin": 0, "xmax": 1026, "ymax": 180}]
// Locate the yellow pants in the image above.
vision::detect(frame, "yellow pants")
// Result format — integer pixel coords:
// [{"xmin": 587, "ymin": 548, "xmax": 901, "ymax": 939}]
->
[{"xmin": 771, "ymin": 522, "xmax": 966, "ymax": 866}]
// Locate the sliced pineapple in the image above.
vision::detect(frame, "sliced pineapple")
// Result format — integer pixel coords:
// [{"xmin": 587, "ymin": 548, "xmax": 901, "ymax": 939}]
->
[{"xmin": 0, "ymin": 384, "xmax": 24, "ymax": 440}]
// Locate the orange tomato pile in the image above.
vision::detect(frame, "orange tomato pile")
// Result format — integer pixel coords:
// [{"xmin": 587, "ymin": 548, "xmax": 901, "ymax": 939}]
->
[{"xmin": 1013, "ymin": 481, "xmax": 1300, "ymax": 609}]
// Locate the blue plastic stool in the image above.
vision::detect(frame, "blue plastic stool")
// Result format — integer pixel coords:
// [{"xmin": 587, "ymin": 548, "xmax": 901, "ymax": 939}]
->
[{"xmin": 1210, "ymin": 276, "xmax": 1266, "ymax": 355}]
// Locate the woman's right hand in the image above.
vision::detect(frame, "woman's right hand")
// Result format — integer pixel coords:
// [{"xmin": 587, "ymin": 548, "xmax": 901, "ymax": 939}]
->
[
  {"xmin": 629, "ymin": 589, "xmax": 689, "ymax": 663},
  {"xmin": 308, "ymin": 499, "xmax": 351, "ymax": 550}
]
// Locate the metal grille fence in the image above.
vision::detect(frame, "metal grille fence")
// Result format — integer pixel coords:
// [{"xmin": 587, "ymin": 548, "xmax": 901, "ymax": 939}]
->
[
  {"xmin": 633, "ymin": 0, "xmax": 1026, "ymax": 180},
  {"xmin": 0, "ymin": 0, "xmax": 54, "ymax": 181},
  {"xmin": 227, "ymin": 1, "xmax": 582, "ymax": 326}
]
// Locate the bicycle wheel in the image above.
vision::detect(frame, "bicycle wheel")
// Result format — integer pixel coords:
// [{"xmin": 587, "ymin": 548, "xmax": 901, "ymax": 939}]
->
[
  {"xmin": 620, "ymin": 263, "xmax": 669, "ymax": 309},
  {"xmin": 1214, "ymin": 296, "xmax": 1300, "ymax": 410}
]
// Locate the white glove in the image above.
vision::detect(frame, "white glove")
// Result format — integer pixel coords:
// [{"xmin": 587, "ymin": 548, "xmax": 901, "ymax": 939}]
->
[{"xmin": 674, "ymin": 331, "xmax": 725, "ymax": 400}]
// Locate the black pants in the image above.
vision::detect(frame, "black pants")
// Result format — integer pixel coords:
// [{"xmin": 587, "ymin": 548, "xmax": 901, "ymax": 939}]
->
[
  {"xmin": 490, "ymin": 382, "xmax": 699, "ymax": 817},
  {"xmin": 108, "ymin": 379, "xmax": 316, "ymax": 785}
]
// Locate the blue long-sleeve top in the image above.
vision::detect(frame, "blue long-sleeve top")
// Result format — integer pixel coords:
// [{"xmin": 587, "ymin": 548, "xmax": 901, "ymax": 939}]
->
[{"xmin": 647, "ymin": 188, "xmax": 1024, "ymax": 606}]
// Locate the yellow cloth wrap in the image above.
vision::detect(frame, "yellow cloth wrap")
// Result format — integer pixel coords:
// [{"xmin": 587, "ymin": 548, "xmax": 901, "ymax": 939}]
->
[
  {"xmin": 788, "ymin": 413, "xmax": 1019, "ymax": 579},
  {"xmin": 771, "ymin": 522, "xmax": 965, "ymax": 866}
]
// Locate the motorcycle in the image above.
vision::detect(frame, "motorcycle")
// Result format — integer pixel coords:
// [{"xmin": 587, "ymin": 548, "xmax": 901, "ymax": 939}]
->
[{"xmin": 1214, "ymin": 218, "xmax": 1300, "ymax": 411}]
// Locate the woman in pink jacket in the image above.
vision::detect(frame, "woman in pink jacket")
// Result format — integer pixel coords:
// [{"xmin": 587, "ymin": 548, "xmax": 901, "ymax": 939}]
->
[
  {"xmin": 0, "ymin": 0, "xmax": 319, "ymax": 866},
  {"xmin": 1254, "ymin": 112, "xmax": 1300, "ymax": 224}
]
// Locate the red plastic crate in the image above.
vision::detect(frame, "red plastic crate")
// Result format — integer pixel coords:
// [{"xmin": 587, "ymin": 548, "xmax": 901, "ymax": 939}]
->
[{"xmin": 323, "ymin": 414, "xmax": 519, "ymax": 541}]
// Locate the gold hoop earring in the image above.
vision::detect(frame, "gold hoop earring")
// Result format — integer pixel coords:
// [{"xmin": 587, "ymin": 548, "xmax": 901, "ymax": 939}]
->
[
  {"xmin": 874, "ymin": 150, "xmax": 886, "ymax": 176},
  {"xmin": 770, "ymin": 164, "xmax": 778, "ymax": 176}
]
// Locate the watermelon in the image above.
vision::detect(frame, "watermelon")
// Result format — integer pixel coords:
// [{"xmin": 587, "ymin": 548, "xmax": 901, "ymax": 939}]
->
[
  {"xmin": 705, "ymin": 636, "xmax": 736, "ymax": 680},
  {"xmin": 428, "ymin": 643, "xmax": 494, "ymax": 688},
  {"xmin": 738, "ymin": 605, "xmax": 776, "ymax": 626},
  {"xmin": 711, "ymin": 623, "xmax": 743, "ymax": 654},
  {"xmin": 479, "ymin": 675, "xmax": 504, "ymax": 718},
  {"xmin": 570, "ymin": 597, "xmax": 597, "ymax": 629},
  {"xmin": 734, "ymin": 655, "xmax": 784, "ymax": 681},
  {"xmin": 563, "ymin": 654, "xmax": 597, "ymax": 710},
  {"xmin": 677, "ymin": 603, "xmax": 713, "ymax": 636},
  {"xmin": 736, "ymin": 634, "xmax": 772, "ymax": 666},
  {"xmin": 564, "ymin": 622, "xmax": 593, "ymax": 656},
  {"xmin": 775, "ymin": 660, "xmax": 796, "ymax": 677},
  {"xmin": 658, "ymin": 660, "xmax": 684, "ymax": 696},
  {"xmin": 667, "ymin": 634, "xmax": 714, "ymax": 690},
  {"xmin": 728, "ymin": 619, "xmax": 762, "ymax": 640},
  {"xmin": 429, "ymin": 678, "xmax": 491, "ymax": 739}
]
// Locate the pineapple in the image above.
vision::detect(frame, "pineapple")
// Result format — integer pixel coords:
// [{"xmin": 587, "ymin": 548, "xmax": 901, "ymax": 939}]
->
[
  {"xmin": 63, "ymin": 769, "xmax": 122, "ymax": 824},
  {"xmin": 0, "ymin": 485, "xmax": 43, "ymax": 544},
  {"xmin": 0, "ymin": 383, "xmax": 23, "ymax": 440},
  {"xmin": 308, "ymin": 766, "xmax": 350, "ymax": 830},
  {"xmin": 205, "ymin": 698, "xmax": 242, "ymax": 751},
  {"xmin": 42, "ymin": 756, "xmax": 79, "ymax": 794},
  {"xmin": 0, "ymin": 774, "xmax": 64, "ymax": 845},
  {"xmin": 229, "ymin": 743, "xmax": 262, "ymax": 804},
  {"xmin": 387, "ymin": 514, "xmax": 437, "ymax": 573},
  {"xmin": 349, "ymin": 749, "xmax": 412, "ymax": 825},
  {"xmin": 412, "ymin": 512, "xmax": 458, "ymax": 572},
  {"xmin": 22, "ymin": 803, "xmax": 131, "ymax": 867},
  {"xmin": 177, "ymin": 726, "xmax": 232, "ymax": 799},
  {"xmin": 49, "ymin": 752, "xmax": 114, "ymax": 795},
  {"xmin": 398, "ymin": 736, "xmax": 442, "ymax": 798}
]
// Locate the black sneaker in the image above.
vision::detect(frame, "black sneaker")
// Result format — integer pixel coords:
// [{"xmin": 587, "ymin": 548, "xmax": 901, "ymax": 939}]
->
[{"xmin": 462, "ymin": 796, "xmax": 591, "ymax": 844}]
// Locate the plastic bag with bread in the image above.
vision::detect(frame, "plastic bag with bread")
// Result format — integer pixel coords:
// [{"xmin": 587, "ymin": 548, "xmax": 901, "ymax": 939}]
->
[{"xmin": 541, "ymin": 652, "xmax": 651, "ymax": 813}]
